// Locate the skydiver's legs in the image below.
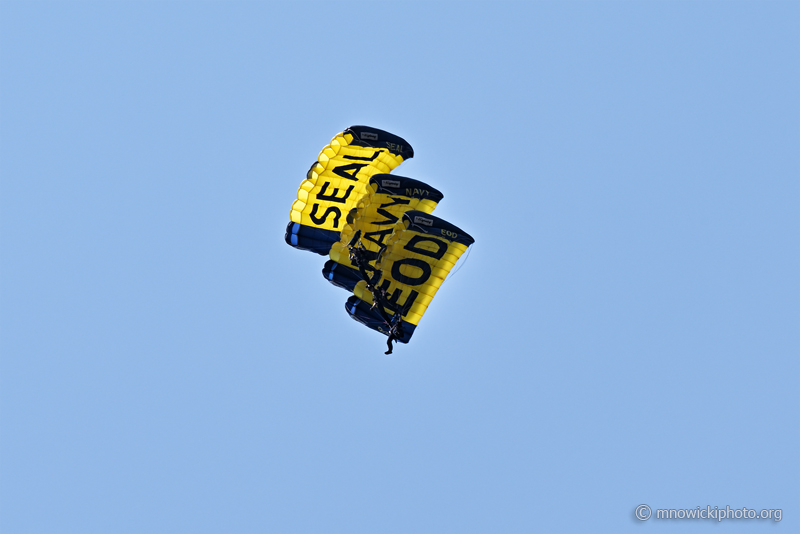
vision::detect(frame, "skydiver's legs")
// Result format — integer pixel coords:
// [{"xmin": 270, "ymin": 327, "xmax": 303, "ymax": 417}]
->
[{"xmin": 385, "ymin": 334, "xmax": 395, "ymax": 355}]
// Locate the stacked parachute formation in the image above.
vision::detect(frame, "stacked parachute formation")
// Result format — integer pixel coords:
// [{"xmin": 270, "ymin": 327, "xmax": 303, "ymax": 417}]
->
[{"xmin": 285, "ymin": 126, "xmax": 474, "ymax": 354}]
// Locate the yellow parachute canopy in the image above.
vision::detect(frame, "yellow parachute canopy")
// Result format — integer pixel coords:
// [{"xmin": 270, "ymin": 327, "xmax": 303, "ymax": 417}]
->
[
  {"xmin": 345, "ymin": 211, "xmax": 475, "ymax": 343},
  {"xmin": 285, "ymin": 126, "xmax": 413, "ymax": 255}
]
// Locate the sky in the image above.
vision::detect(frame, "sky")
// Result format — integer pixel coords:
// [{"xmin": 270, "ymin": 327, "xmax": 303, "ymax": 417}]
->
[{"xmin": 1, "ymin": 1, "xmax": 798, "ymax": 533}]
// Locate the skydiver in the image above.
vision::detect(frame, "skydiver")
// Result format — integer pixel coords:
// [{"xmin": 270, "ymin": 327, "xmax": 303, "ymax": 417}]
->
[
  {"xmin": 348, "ymin": 234, "xmax": 386, "ymax": 299},
  {"xmin": 369, "ymin": 285, "xmax": 387, "ymax": 309},
  {"xmin": 348, "ymin": 238, "xmax": 378, "ymax": 282},
  {"xmin": 346, "ymin": 232, "xmax": 402, "ymax": 355},
  {"xmin": 384, "ymin": 314, "xmax": 404, "ymax": 355}
]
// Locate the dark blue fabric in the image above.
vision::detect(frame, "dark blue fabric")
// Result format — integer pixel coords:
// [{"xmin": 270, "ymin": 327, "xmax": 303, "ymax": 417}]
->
[
  {"xmin": 344, "ymin": 126, "xmax": 414, "ymax": 160},
  {"xmin": 401, "ymin": 211, "xmax": 475, "ymax": 247},
  {"xmin": 345, "ymin": 296, "xmax": 416, "ymax": 344},
  {"xmin": 284, "ymin": 221, "xmax": 340, "ymax": 256},
  {"xmin": 369, "ymin": 174, "xmax": 443, "ymax": 202},
  {"xmin": 322, "ymin": 260, "xmax": 362, "ymax": 292}
]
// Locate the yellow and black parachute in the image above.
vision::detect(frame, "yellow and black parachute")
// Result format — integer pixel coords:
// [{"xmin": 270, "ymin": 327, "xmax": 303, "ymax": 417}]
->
[
  {"xmin": 322, "ymin": 174, "xmax": 443, "ymax": 292},
  {"xmin": 285, "ymin": 126, "xmax": 413, "ymax": 255},
  {"xmin": 344, "ymin": 211, "xmax": 474, "ymax": 344},
  {"xmin": 285, "ymin": 126, "xmax": 474, "ymax": 354}
]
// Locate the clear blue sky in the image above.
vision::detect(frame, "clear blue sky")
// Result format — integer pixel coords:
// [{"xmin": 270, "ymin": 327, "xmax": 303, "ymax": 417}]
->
[{"xmin": 1, "ymin": 2, "xmax": 798, "ymax": 533}]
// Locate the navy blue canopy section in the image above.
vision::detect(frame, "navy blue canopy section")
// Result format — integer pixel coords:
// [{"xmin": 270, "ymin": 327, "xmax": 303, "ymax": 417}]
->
[
  {"xmin": 284, "ymin": 221, "xmax": 340, "ymax": 256},
  {"xmin": 322, "ymin": 260, "xmax": 362, "ymax": 292},
  {"xmin": 345, "ymin": 296, "xmax": 416, "ymax": 344},
  {"xmin": 401, "ymin": 211, "xmax": 476, "ymax": 247},
  {"xmin": 368, "ymin": 174, "xmax": 444, "ymax": 203},
  {"xmin": 344, "ymin": 126, "xmax": 414, "ymax": 160}
]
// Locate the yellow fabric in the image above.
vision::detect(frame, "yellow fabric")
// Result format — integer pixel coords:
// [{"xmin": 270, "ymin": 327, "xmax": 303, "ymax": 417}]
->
[
  {"xmin": 289, "ymin": 131, "xmax": 407, "ymax": 233},
  {"xmin": 329, "ymin": 182, "xmax": 439, "ymax": 268},
  {"xmin": 353, "ymin": 219, "xmax": 470, "ymax": 326}
]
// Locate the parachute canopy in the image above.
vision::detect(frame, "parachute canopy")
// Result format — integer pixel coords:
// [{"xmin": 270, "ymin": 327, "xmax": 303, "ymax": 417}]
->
[
  {"xmin": 285, "ymin": 126, "xmax": 413, "ymax": 255},
  {"xmin": 284, "ymin": 126, "xmax": 474, "ymax": 354},
  {"xmin": 345, "ymin": 211, "xmax": 474, "ymax": 343}
]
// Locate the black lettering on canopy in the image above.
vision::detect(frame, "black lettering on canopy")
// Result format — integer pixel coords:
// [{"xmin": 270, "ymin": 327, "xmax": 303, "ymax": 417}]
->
[
  {"xmin": 373, "ymin": 197, "xmax": 410, "ymax": 226},
  {"xmin": 363, "ymin": 228, "xmax": 393, "ymax": 247},
  {"xmin": 333, "ymin": 163, "xmax": 367, "ymax": 181},
  {"xmin": 380, "ymin": 196, "xmax": 410, "ymax": 208},
  {"xmin": 378, "ymin": 280, "xmax": 419, "ymax": 315},
  {"xmin": 362, "ymin": 197, "xmax": 412, "ymax": 247},
  {"xmin": 344, "ymin": 150, "xmax": 383, "ymax": 162},
  {"xmin": 309, "ymin": 204, "xmax": 341, "ymax": 228},
  {"xmin": 316, "ymin": 182, "xmax": 354, "ymax": 204},
  {"xmin": 404, "ymin": 234, "xmax": 448, "ymax": 260},
  {"xmin": 373, "ymin": 211, "xmax": 397, "ymax": 226},
  {"xmin": 391, "ymin": 258, "xmax": 431, "ymax": 286}
]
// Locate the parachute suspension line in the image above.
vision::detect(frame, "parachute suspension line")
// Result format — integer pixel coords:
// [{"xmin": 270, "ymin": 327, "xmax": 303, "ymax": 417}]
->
[{"xmin": 442, "ymin": 243, "xmax": 473, "ymax": 285}]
